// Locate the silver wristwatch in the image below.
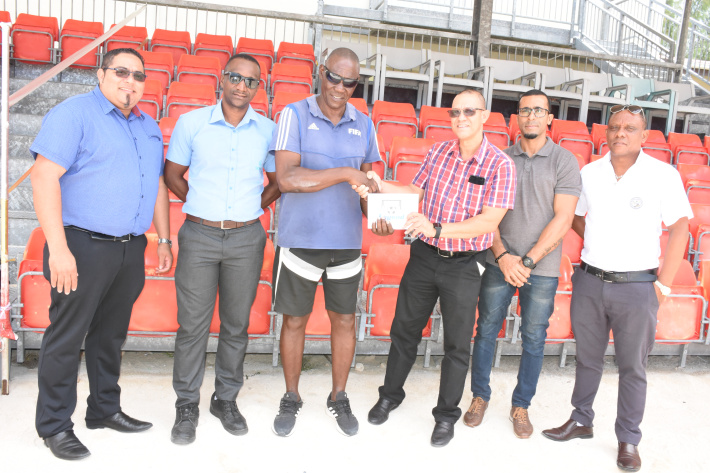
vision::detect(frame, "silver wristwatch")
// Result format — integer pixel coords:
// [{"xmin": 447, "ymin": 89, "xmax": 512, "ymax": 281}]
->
[{"xmin": 157, "ymin": 238, "xmax": 172, "ymax": 248}]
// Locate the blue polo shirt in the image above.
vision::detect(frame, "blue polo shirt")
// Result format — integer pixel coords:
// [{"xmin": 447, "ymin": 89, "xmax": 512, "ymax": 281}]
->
[
  {"xmin": 166, "ymin": 102, "xmax": 276, "ymax": 221},
  {"xmin": 30, "ymin": 86, "xmax": 164, "ymax": 236},
  {"xmin": 270, "ymin": 96, "xmax": 379, "ymax": 249}
]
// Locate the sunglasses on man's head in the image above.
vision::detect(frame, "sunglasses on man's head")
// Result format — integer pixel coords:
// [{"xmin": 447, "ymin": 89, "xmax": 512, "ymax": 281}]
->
[
  {"xmin": 323, "ymin": 67, "xmax": 359, "ymax": 88},
  {"xmin": 223, "ymin": 71, "xmax": 260, "ymax": 89},
  {"xmin": 447, "ymin": 107, "xmax": 485, "ymax": 118},
  {"xmin": 103, "ymin": 67, "xmax": 146, "ymax": 82},
  {"xmin": 610, "ymin": 104, "xmax": 644, "ymax": 116}
]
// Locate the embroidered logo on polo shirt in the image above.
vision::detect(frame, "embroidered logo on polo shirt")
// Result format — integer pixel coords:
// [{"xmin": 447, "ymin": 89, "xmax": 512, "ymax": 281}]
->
[
  {"xmin": 630, "ymin": 197, "xmax": 643, "ymax": 209},
  {"xmin": 308, "ymin": 123, "xmax": 319, "ymax": 131},
  {"xmin": 348, "ymin": 128, "xmax": 362, "ymax": 136}
]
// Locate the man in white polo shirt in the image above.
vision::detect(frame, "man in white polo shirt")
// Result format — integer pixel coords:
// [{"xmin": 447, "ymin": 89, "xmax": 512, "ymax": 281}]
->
[{"xmin": 542, "ymin": 104, "xmax": 692, "ymax": 472}]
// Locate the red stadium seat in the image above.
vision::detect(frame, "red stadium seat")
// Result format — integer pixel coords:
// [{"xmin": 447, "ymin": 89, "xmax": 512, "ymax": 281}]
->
[
  {"xmin": 236, "ymin": 38, "xmax": 274, "ymax": 88},
  {"xmin": 270, "ymin": 63, "xmax": 312, "ymax": 95},
  {"xmin": 194, "ymin": 33, "xmax": 233, "ymax": 70},
  {"xmin": 176, "ymin": 54, "xmax": 222, "ymax": 91},
  {"xmin": 669, "ymin": 132, "xmax": 710, "ymax": 166},
  {"xmin": 562, "ymin": 227, "xmax": 583, "ymax": 265},
  {"xmin": 361, "ymin": 215, "xmax": 406, "ymax": 257},
  {"xmin": 589, "ymin": 154, "xmax": 603, "ymax": 163},
  {"xmin": 641, "ymin": 130, "xmax": 672, "ymax": 164},
  {"xmin": 251, "ymin": 88, "xmax": 269, "ymax": 117},
  {"xmin": 390, "ymin": 136, "xmax": 436, "ymax": 183},
  {"xmin": 508, "ymin": 113, "xmax": 521, "ymax": 144},
  {"xmin": 677, "ymin": 164, "xmax": 710, "ymax": 204},
  {"xmin": 166, "ymin": 82, "xmax": 216, "ymax": 119},
  {"xmin": 18, "ymin": 228, "xmax": 50, "ymax": 329},
  {"xmin": 277, "ymin": 42, "xmax": 316, "ymax": 74},
  {"xmin": 419, "ymin": 105, "xmax": 455, "ymax": 141},
  {"xmin": 348, "ymin": 97, "xmax": 369, "ymax": 116},
  {"xmin": 305, "ymin": 285, "xmax": 332, "ymax": 337},
  {"xmin": 158, "ymin": 117, "xmax": 178, "ymax": 157},
  {"xmin": 271, "ymin": 91, "xmax": 311, "ymax": 123},
  {"xmin": 591, "ymin": 123, "xmax": 607, "ymax": 154},
  {"xmin": 259, "ymin": 203, "xmax": 276, "ymax": 240},
  {"xmin": 372, "ymin": 101, "xmax": 418, "ymax": 153},
  {"xmin": 150, "ymin": 28, "xmax": 191, "ymax": 69},
  {"xmin": 148, "ymin": 200, "xmax": 186, "ymax": 235},
  {"xmin": 105, "ymin": 24, "xmax": 147, "ymax": 51},
  {"xmin": 370, "ymin": 134, "xmax": 387, "ymax": 179},
  {"xmin": 139, "ymin": 79, "xmax": 163, "ymax": 120},
  {"xmin": 140, "ymin": 50, "xmax": 173, "ymax": 95},
  {"xmin": 483, "ymin": 112, "xmax": 510, "ymax": 149},
  {"xmin": 551, "ymin": 119, "xmax": 593, "ymax": 169},
  {"xmin": 0, "ymin": 11, "xmax": 10, "ymax": 51},
  {"xmin": 705, "ymin": 136, "xmax": 710, "ymax": 154},
  {"xmin": 11, "ymin": 14, "xmax": 59, "ymax": 64},
  {"xmin": 59, "ymin": 19, "xmax": 103, "ymax": 68}
]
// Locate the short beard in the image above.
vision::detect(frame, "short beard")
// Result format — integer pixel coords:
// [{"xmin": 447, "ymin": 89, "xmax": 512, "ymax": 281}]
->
[{"xmin": 523, "ymin": 132, "xmax": 539, "ymax": 140}]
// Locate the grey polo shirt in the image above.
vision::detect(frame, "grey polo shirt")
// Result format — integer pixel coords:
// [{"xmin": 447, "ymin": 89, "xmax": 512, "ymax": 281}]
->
[{"xmin": 485, "ymin": 138, "xmax": 582, "ymax": 277}]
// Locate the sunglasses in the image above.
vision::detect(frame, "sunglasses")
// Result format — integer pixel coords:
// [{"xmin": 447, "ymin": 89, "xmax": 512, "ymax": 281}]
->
[
  {"xmin": 518, "ymin": 107, "xmax": 549, "ymax": 118},
  {"xmin": 103, "ymin": 67, "xmax": 146, "ymax": 82},
  {"xmin": 323, "ymin": 67, "xmax": 359, "ymax": 88},
  {"xmin": 610, "ymin": 104, "xmax": 644, "ymax": 115},
  {"xmin": 447, "ymin": 107, "xmax": 485, "ymax": 118},
  {"xmin": 223, "ymin": 71, "xmax": 261, "ymax": 89}
]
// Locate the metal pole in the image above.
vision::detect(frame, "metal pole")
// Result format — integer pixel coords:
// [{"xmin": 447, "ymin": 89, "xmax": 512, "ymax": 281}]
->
[
  {"xmin": 684, "ymin": 24, "xmax": 696, "ymax": 82},
  {"xmin": 675, "ymin": 0, "xmax": 693, "ymax": 79},
  {"xmin": 1, "ymin": 21, "xmax": 13, "ymax": 395}
]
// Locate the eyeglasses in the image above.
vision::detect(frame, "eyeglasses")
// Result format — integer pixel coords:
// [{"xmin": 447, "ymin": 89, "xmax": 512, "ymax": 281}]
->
[
  {"xmin": 518, "ymin": 107, "xmax": 549, "ymax": 118},
  {"xmin": 323, "ymin": 67, "xmax": 359, "ymax": 88},
  {"xmin": 610, "ymin": 104, "xmax": 644, "ymax": 115},
  {"xmin": 103, "ymin": 67, "xmax": 146, "ymax": 82},
  {"xmin": 447, "ymin": 108, "xmax": 485, "ymax": 118},
  {"xmin": 223, "ymin": 71, "xmax": 260, "ymax": 89}
]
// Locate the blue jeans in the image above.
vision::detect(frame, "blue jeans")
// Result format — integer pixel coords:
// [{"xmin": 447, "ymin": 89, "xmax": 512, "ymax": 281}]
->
[{"xmin": 470, "ymin": 263, "xmax": 558, "ymax": 408}]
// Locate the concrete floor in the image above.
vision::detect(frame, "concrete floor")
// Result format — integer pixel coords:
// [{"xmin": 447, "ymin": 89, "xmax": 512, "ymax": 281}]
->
[{"xmin": 0, "ymin": 351, "xmax": 708, "ymax": 473}]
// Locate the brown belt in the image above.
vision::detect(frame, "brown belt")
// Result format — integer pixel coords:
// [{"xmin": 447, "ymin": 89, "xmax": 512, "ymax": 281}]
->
[{"xmin": 186, "ymin": 214, "xmax": 258, "ymax": 229}]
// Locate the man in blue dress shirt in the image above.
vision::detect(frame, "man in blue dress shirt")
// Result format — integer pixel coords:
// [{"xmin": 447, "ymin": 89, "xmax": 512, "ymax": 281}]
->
[
  {"xmin": 164, "ymin": 54, "xmax": 280, "ymax": 445},
  {"xmin": 30, "ymin": 48, "xmax": 172, "ymax": 460}
]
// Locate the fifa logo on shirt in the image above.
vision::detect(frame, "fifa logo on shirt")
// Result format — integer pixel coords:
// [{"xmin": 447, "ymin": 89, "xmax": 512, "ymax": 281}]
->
[{"xmin": 348, "ymin": 128, "xmax": 362, "ymax": 136}]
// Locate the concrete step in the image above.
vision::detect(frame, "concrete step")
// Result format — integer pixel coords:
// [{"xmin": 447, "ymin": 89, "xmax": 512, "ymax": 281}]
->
[
  {"xmin": 9, "ymin": 113, "xmax": 43, "ymax": 136},
  {"xmin": 4, "ymin": 79, "xmax": 95, "ymax": 116},
  {"xmin": 9, "ymin": 62, "xmax": 98, "ymax": 85},
  {"xmin": 9, "ymin": 135, "xmax": 34, "ymax": 160}
]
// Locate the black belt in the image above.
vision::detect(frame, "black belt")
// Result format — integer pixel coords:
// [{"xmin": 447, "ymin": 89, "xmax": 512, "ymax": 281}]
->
[
  {"xmin": 422, "ymin": 241, "xmax": 481, "ymax": 259},
  {"xmin": 65, "ymin": 225, "xmax": 133, "ymax": 242},
  {"xmin": 580, "ymin": 261, "xmax": 657, "ymax": 283}
]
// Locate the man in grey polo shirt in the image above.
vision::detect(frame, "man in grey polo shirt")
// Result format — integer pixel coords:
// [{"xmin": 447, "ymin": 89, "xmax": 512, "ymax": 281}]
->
[{"xmin": 465, "ymin": 89, "xmax": 581, "ymax": 438}]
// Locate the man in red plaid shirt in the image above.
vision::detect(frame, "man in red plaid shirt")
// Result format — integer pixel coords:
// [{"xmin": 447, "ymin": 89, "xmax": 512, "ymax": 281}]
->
[{"xmin": 359, "ymin": 89, "xmax": 516, "ymax": 447}]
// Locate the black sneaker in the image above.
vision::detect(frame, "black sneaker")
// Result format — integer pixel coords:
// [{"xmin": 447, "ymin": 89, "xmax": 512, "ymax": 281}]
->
[
  {"xmin": 272, "ymin": 392, "xmax": 303, "ymax": 437},
  {"xmin": 209, "ymin": 392, "xmax": 248, "ymax": 436},
  {"xmin": 325, "ymin": 391, "xmax": 359, "ymax": 436},
  {"xmin": 171, "ymin": 403, "xmax": 199, "ymax": 445}
]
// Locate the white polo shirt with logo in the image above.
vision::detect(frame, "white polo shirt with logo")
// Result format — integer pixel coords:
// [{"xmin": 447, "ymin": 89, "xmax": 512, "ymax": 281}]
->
[{"xmin": 575, "ymin": 150, "xmax": 693, "ymax": 272}]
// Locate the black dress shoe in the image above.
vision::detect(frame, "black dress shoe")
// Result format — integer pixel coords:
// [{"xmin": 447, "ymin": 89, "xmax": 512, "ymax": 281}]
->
[
  {"xmin": 542, "ymin": 419, "xmax": 594, "ymax": 442},
  {"xmin": 210, "ymin": 393, "xmax": 248, "ymax": 436},
  {"xmin": 368, "ymin": 398, "xmax": 400, "ymax": 425},
  {"xmin": 86, "ymin": 411, "xmax": 153, "ymax": 433},
  {"xmin": 431, "ymin": 421, "xmax": 455, "ymax": 447},
  {"xmin": 171, "ymin": 403, "xmax": 199, "ymax": 445},
  {"xmin": 44, "ymin": 430, "xmax": 90, "ymax": 461},
  {"xmin": 617, "ymin": 442, "xmax": 642, "ymax": 472}
]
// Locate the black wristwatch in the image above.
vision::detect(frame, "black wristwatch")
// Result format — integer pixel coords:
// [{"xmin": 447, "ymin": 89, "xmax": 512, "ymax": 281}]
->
[
  {"xmin": 522, "ymin": 255, "xmax": 536, "ymax": 269},
  {"xmin": 433, "ymin": 223, "xmax": 442, "ymax": 239}
]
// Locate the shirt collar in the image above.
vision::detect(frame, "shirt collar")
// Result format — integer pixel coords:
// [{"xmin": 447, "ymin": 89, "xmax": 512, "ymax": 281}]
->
[
  {"xmin": 307, "ymin": 95, "xmax": 357, "ymax": 124},
  {"xmin": 509, "ymin": 137, "xmax": 554, "ymax": 158},
  {"xmin": 208, "ymin": 100, "xmax": 258, "ymax": 127},
  {"xmin": 602, "ymin": 149, "xmax": 649, "ymax": 179},
  {"xmin": 451, "ymin": 135, "xmax": 490, "ymax": 164},
  {"xmin": 92, "ymin": 85, "xmax": 142, "ymax": 119}
]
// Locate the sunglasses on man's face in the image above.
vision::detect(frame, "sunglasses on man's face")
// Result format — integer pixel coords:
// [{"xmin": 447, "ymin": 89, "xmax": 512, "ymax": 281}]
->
[
  {"xmin": 323, "ymin": 67, "xmax": 359, "ymax": 88},
  {"xmin": 223, "ymin": 71, "xmax": 260, "ymax": 89},
  {"xmin": 610, "ymin": 104, "xmax": 644, "ymax": 116},
  {"xmin": 104, "ymin": 67, "xmax": 146, "ymax": 82},
  {"xmin": 447, "ymin": 107, "xmax": 485, "ymax": 118}
]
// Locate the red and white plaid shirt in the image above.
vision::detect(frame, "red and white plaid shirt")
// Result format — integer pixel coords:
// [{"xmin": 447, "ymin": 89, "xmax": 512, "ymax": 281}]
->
[{"xmin": 412, "ymin": 136, "xmax": 516, "ymax": 252}]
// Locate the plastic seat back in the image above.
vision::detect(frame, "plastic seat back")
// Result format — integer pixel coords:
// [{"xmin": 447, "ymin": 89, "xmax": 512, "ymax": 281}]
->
[
  {"xmin": 177, "ymin": 54, "xmax": 222, "ymax": 90},
  {"xmin": 105, "ymin": 25, "xmax": 147, "ymax": 51},
  {"xmin": 150, "ymin": 28, "xmax": 191, "ymax": 69},
  {"xmin": 277, "ymin": 41, "xmax": 316, "ymax": 74},
  {"xmin": 166, "ymin": 82, "xmax": 216, "ymax": 119},
  {"xmin": 236, "ymin": 37, "xmax": 274, "ymax": 87},
  {"xmin": 655, "ymin": 259, "xmax": 703, "ymax": 342},
  {"xmin": 390, "ymin": 136, "xmax": 436, "ymax": 182},
  {"xmin": 361, "ymin": 217, "xmax": 406, "ymax": 258},
  {"xmin": 11, "ymin": 13, "xmax": 59, "ymax": 64},
  {"xmin": 141, "ymin": 50, "xmax": 174, "ymax": 94},
  {"xmin": 641, "ymin": 130, "xmax": 672, "ymax": 164},
  {"xmin": 483, "ymin": 112, "xmax": 510, "ymax": 149},
  {"xmin": 158, "ymin": 117, "xmax": 178, "ymax": 157},
  {"xmin": 348, "ymin": 98, "xmax": 369, "ymax": 117},
  {"xmin": 271, "ymin": 91, "xmax": 312, "ymax": 123},
  {"xmin": 270, "ymin": 63, "xmax": 312, "ymax": 95},
  {"xmin": 18, "ymin": 228, "xmax": 51, "ymax": 328},
  {"xmin": 139, "ymin": 79, "xmax": 163, "ymax": 120},
  {"xmin": 562, "ymin": 228, "xmax": 583, "ymax": 265},
  {"xmin": 194, "ymin": 33, "xmax": 233, "ymax": 70},
  {"xmin": 419, "ymin": 105, "xmax": 455, "ymax": 141},
  {"xmin": 372, "ymin": 101, "xmax": 418, "ymax": 152},
  {"xmin": 251, "ymin": 88, "xmax": 269, "ymax": 117},
  {"xmin": 59, "ymin": 19, "xmax": 103, "ymax": 68},
  {"xmin": 591, "ymin": 123, "xmax": 607, "ymax": 152}
]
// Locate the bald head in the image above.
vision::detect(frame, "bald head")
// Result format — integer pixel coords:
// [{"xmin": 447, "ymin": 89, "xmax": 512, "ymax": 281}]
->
[
  {"xmin": 456, "ymin": 89, "xmax": 485, "ymax": 109},
  {"xmin": 326, "ymin": 47, "xmax": 360, "ymax": 72}
]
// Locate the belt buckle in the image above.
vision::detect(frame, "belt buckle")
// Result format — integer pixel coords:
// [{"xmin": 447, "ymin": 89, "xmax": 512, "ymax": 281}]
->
[
  {"xmin": 437, "ymin": 247, "xmax": 453, "ymax": 258},
  {"xmin": 220, "ymin": 220, "xmax": 227, "ymax": 230},
  {"xmin": 600, "ymin": 270, "xmax": 615, "ymax": 283},
  {"xmin": 117, "ymin": 235, "xmax": 131, "ymax": 243}
]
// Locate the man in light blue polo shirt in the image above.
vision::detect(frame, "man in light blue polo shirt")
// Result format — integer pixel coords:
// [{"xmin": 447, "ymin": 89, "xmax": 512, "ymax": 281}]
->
[
  {"xmin": 164, "ymin": 54, "xmax": 279, "ymax": 445},
  {"xmin": 30, "ymin": 48, "xmax": 172, "ymax": 460},
  {"xmin": 270, "ymin": 47, "xmax": 379, "ymax": 438}
]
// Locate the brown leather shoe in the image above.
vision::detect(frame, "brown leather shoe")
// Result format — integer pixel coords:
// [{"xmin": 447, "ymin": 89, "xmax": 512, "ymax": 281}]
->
[
  {"xmin": 542, "ymin": 419, "xmax": 594, "ymax": 442},
  {"xmin": 617, "ymin": 442, "xmax": 641, "ymax": 471},
  {"xmin": 462, "ymin": 397, "xmax": 488, "ymax": 428},
  {"xmin": 509, "ymin": 406, "xmax": 533, "ymax": 439}
]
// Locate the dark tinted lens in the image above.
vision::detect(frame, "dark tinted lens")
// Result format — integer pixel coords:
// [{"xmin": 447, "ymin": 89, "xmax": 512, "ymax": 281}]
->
[
  {"xmin": 112, "ymin": 67, "xmax": 131, "ymax": 78},
  {"xmin": 462, "ymin": 108, "xmax": 477, "ymax": 117},
  {"xmin": 325, "ymin": 69, "xmax": 358, "ymax": 88},
  {"xmin": 132, "ymin": 71, "xmax": 146, "ymax": 82},
  {"xmin": 243, "ymin": 76, "xmax": 260, "ymax": 89},
  {"xmin": 447, "ymin": 109, "xmax": 461, "ymax": 118}
]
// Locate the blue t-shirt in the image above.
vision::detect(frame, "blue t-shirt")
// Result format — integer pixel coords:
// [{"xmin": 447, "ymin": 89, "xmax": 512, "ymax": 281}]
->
[
  {"xmin": 166, "ymin": 102, "xmax": 276, "ymax": 221},
  {"xmin": 270, "ymin": 96, "xmax": 380, "ymax": 249},
  {"xmin": 30, "ymin": 86, "xmax": 164, "ymax": 236}
]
